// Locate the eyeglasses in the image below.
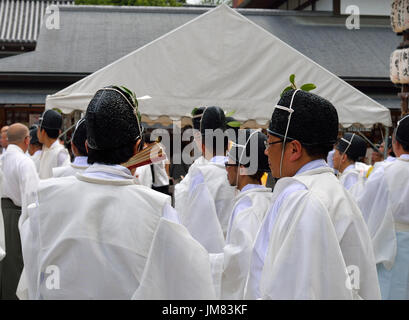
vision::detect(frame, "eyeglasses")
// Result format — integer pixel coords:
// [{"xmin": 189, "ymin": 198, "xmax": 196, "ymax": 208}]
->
[
  {"xmin": 224, "ymin": 162, "xmax": 238, "ymax": 167},
  {"xmin": 264, "ymin": 139, "xmax": 284, "ymax": 149}
]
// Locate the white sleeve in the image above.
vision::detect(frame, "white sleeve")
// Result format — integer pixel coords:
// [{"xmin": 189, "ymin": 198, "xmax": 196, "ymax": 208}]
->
[
  {"xmin": 343, "ymin": 173, "xmax": 358, "ymax": 190},
  {"xmin": 132, "ymin": 218, "xmax": 216, "ymax": 300},
  {"xmin": 357, "ymin": 166, "xmax": 396, "ymax": 268},
  {"xmin": 57, "ymin": 149, "xmax": 70, "ymax": 167},
  {"xmin": 162, "ymin": 203, "xmax": 180, "ymax": 224},
  {"xmin": 18, "ymin": 201, "xmax": 42, "ymax": 299},
  {"xmin": 260, "ymin": 191, "xmax": 353, "ymax": 299},
  {"xmin": 134, "ymin": 165, "xmax": 153, "ymax": 188},
  {"xmin": 19, "ymin": 158, "xmax": 40, "ymax": 218},
  {"xmin": 179, "ymin": 171, "xmax": 225, "ymax": 253}
]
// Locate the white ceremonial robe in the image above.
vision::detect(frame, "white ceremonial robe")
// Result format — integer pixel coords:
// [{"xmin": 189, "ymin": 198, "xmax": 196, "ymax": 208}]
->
[
  {"xmin": 0, "ymin": 167, "xmax": 5, "ymax": 261},
  {"xmin": 152, "ymin": 160, "xmax": 169, "ymax": 188},
  {"xmin": 174, "ymin": 156, "xmax": 207, "ymax": 212},
  {"xmin": 18, "ymin": 163, "xmax": 172, "ymax": 299},
  {"xmin": 246, "ymin": 160, "xmax": 380, "ymax": 300},
  {"xmin": 2, "ymin": 144, "xmax": 39, "ymax": 210},
  {"xmin": 246, "ymin": 178, "xmax": 353, "ymax": 299},
  {"xmin": 339, "ymin": 162, "xmax": 368, "ymax": 199},
  {"xmin": 217, "ymin": 184, "xmax": 273, "ymax": 300},
  {"xmin": 30, "ymin": 150, "xmax": 42, "ymax": 173},
  {"xmin": 132, "ymin": 218, "xmax": 217, "ymax": 300},
  {"xmin": 357, "ymin": 154, "xmax": 409, "ymax": 299},
  {"xmin": 52, "ymin": 156, "xmax": 89, "ymax": 178},
  {"xmin": 134, "ymin": 164, "xmax": 153, "ymax": 188},
  {"xmin": 38, "ymin": 140, "xmax": 70, "ymax": 179},
  {"xmin": 175, "ymin": 156, "xmax": 236, "ymax": 253}
]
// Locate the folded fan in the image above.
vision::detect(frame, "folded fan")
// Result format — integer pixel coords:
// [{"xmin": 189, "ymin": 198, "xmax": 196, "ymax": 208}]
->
[{"xmin": 122, "ymin": 142, "xmax": 165, "ymax": 170}]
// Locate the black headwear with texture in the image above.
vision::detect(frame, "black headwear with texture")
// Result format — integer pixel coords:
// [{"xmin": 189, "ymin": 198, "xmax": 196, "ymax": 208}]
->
[
  {"xmin": 396, "ymin": 115, "xmax": 409, "ymax": 146},
  {"xmin": 200, "ymin": 106, "xmax": 226, "ymax": 136},
  {"xmin": 29, "ymin": 125, "xmax": 41, "ymax": 145},
  {"xmin": 86, "ymin": 86, "xmax": 142, "ymax": 151},
  {"xmin": 268, "ymin": 89, "xmax": 338, "ymax": 148},
  {"xmin": 191, "ymin": 107, "xmax": 205, "ymax": 131},
  {"xmin": 336, "ymin": 133, "xmax": 367, "ymax": 161},
  {"xmin": 39, "ymin": 109, "xmax": 62, "ymax": 130},
  {"xmin": 72, "ymin": 118, "xmax": 87, "ymax": 156},
  {"xmin": 228, "ymin": 129, "xmax": 270, "ymax": 172}
]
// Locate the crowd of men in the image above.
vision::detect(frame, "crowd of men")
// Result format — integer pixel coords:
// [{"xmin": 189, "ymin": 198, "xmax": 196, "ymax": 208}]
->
[{"xmin": 0, "ymin": 86, "xmax": 408, "ymax": 300}]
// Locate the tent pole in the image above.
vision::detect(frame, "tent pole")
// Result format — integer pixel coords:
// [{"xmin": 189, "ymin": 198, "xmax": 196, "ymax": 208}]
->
[
  {"xmin": 357, "ymin": 131, "xmax": 381, "ymax": 153},
  {"xmin": 384, "ymin": 127, "xmax": 389, "ymax": 159}
]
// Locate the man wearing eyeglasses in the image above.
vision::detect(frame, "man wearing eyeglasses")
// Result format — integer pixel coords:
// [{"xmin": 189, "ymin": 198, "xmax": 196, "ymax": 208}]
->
[
  {"xmin": 0, "ymin": 123, "xmax": 39, "ymax": 299},
  {"xmin": 245, "ymin": 89, "xmax": 380, "ymax": 300},
  {"xmin": 216, "ymin": 129, "xmax": 273, "ymax": 299}
]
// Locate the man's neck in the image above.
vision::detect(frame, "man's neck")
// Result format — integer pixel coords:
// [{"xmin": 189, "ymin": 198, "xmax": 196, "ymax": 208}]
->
[
  {"xmin": 238, "ymin": 176, "xmax": 260, "ymax": 191},
  {"xmin": 10, "ymin": 143, "xmax": 25, "ymax": 153},
  {"xmin": 339, "ymin": 160, "xmax": 354, "ymax": 173},
  {"xmin": 44, "ymin": 137, "xmax": 57, "ymax": 149}
]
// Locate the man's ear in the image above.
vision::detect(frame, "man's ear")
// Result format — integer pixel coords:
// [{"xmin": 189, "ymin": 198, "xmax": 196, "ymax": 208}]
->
[
  {"xmin": 341, "ymin": 153, "xmax": 348, "ymax": 163},
  {"xmin": 201, "ymin": 143, "xmax": 206, "ymax": 156},
  {"xmin": 288, "ymin": 140, "xmax": 302, "ymax": 162},
  {"xmin": 133, "ymin": 139, "xmax": 141, "ymax": 155}
]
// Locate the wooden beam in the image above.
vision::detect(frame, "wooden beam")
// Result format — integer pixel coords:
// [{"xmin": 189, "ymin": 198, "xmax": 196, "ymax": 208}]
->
[
  {"xmin": 333, "ymin": 0, "xmax": 340, "ymax": 15},
  {"xmin": 271, "ymin": 0, "xmax": 289, "ymax": 9},
  {"xmin": 295, "ymin": 0, "xmax": 319, "ymax": 11},
  {"xmin": 243, "ymin": 0, "xmax": 287, "ymax": 9}
]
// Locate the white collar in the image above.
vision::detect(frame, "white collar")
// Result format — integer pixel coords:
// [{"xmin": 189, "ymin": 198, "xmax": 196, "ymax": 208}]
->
[
  {"xmin": 399, "ymin": 154, "xmax": 409, "ymax": 161},
  {"xmin": 72, "ymin": 156, "xmax": 89, "ymax": 167},
  {"xmin": 241, "ymin": 184, "xmax": 264, "ymax": 193},
  {"xmin": 210, "ymin": 155, "xmax": 227, "ymax": 165},
  {"xmin": 343, "ymin": 164, "xmax": 355, "ymax": 174},
  {"xmin": 82, "ymin": 163, "xmax": 133, "ymax": 180},
  {"xmin": 5, "ymin": 144, "xmax": 24, "ymax": 154},
  {"xmin": 295, "ymin": 159, "xmax": 329, "ymax": 176}
]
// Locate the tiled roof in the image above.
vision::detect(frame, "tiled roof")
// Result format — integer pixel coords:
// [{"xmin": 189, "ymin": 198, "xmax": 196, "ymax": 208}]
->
[
  {"xmin": 0, "ymin": 0, "xmax": 74, "ymax": 43},
  {"xmin": 0, "ymin": 5, "xmax": 399, "ymax": 78}
]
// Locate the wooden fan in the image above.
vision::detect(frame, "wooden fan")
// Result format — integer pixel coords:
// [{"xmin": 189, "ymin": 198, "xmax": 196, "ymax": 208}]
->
[{"xmin": 122, "ymin": 142, "xmax": 166, "ymax": 170}]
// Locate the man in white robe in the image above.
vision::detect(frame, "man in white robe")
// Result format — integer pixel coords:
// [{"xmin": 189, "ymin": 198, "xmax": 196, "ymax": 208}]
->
[
  {"xmin": 0, "ymin": 167, "xmax": 5, "ymax": 262},
  {"xmin": 19, "ymin": 86, "xmax": 178, "ymax": 299},
  {"xmin": 215, "ymin": 129, "xmax": 273, "ymax": 299},
  {"xmin": 174, "ymin": 106, "xmax": 235, "ymax": 253},
  {"xmin": 36, "ymin": 110, "xmax": 71, "ymax": 179},
  {"xmin": 0, "ymin": 123, "xmax": 39, "ymax": 299},
  {"xmin": 357, "ymin": 115, "xmax": 409, "ymax": 299},
  {"xmin": 53, "ymin": 118, "xmax": 89, "ymax": 178},
  {"xmin": 28, "ymin": 126, "xmax": 42, "ymax": 173},
  {"xmin": 245, "ymin": 89, "xmax": 380, "ymax": 300},
  {"xmin": 332, "ymin": 133, "xmax": 369, "ymax": 199},
  {"xmin": 366, "ymin": 138, "xmax": 396, "ymax": 178}
]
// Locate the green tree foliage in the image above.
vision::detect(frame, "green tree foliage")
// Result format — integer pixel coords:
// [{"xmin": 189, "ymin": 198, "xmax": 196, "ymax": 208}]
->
[{"xmin": 75, "ymin": 0, "xmax": 186, "ymax": 7}]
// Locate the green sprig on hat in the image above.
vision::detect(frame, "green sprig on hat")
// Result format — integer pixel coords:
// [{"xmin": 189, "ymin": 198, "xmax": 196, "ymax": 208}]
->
[{"xmin": 281, "ymin": 74, "xmax": 316, "ymax": 97}]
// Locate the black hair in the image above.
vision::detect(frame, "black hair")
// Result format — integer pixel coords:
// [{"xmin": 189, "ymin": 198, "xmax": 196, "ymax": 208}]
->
[
  {"xmin": 249, "ymin": 170, "xmax": 265, "ymax": 184},
  {"xmin": 42, "ymin": 127, "xmax": 59, "ymax": 139},
  {"xmin": 87, "ymin": 143, "xmax": 135, "ymax": 165}
]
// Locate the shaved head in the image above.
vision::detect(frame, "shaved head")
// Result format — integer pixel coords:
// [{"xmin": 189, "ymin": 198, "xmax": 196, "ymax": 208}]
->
[{"xmin": 7, "ymin": 123, "xmax": 29, "ymax": 144}]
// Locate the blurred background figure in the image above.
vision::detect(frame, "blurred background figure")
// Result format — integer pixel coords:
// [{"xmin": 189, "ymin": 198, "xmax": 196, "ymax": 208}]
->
[{"xmin": 28, "ymin": 125, "xmax": 42, "ymax": 172}]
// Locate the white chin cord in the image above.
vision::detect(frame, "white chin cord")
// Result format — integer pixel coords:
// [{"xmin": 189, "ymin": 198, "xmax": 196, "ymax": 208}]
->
[
  {"xmin": 276, "ymin": 89, "xmax": 299, "ymax": 178},
  {"xmin": 229, "ymin": 129, "xmax": 261, "ymax": 186},
  {"xmin": 336, "ymin": 133, "xmax": 355, "ymax": 178}
]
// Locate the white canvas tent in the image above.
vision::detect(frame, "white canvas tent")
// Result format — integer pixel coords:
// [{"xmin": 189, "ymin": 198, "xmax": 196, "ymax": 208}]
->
[{"xmin": 46, "ymin": 4, "xmax": 392, "ymax": 129}]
